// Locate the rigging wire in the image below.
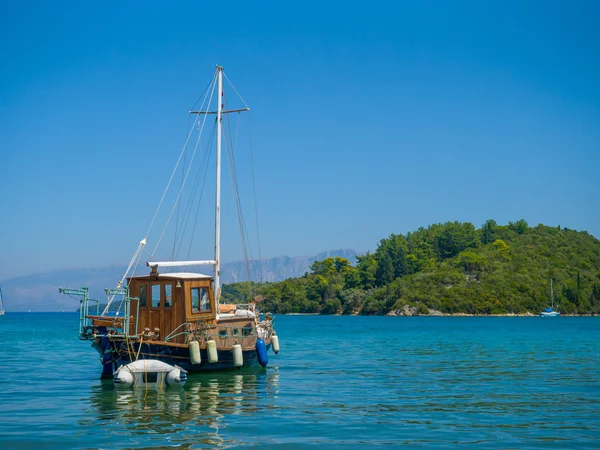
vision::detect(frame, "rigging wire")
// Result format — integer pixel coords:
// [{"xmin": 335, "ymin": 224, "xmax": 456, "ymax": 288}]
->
[
  {"xmin": 223, "ymin": 72, "xmax": 250, "ymax": 110},
  {"xmin": 222, "ymin": 95, "xmax": 252, "ymax": 286},
  {"xmin": 103, "ymin": 68, "xmax": 261, "ymax": 314},
  {"xmin": 247, "ymin": 112, "xmax": 264, "ymax": 282},
  {"xmin": 171, "ymin": 124, "xmax": 214, "ymax": 262},
  {"xmin": 169, "ymin": 80, "xmax": 217, "ymax": 266},
  {"xmin": 172, "ymin": 129, "xmax": 188, "ymax": 268},
  {"xmin": 232, "ymin": 111, "xmax": 258, "ymax": 275},
  {"xmin": 176, "ymin": 125, "xmax": 217, "ymax": 261},
  {"xmin": 224, "ymin": 72, "xmax": 264, "ymax": 282},
  {"xmin": 100, "ymin": 68, "xmax": 238, "ymax": 315},
  {"xmin": 144, "ymin": 71, "xmax": 217, "ymax": 248},
  {"xmin": 149, "ymin": 74, "xmax": 218, "ymax": 259}
]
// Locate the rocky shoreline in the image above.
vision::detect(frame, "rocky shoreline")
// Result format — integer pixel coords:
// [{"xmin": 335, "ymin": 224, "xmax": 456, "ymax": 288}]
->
[
  {"xmin": 387, "ymin": 310, "xmax": 538, "ymax": 316},
  {"xmin": 283, "ymin": 307, "xmax": 594, "ymax": 317},
  {"xmin": 387, "ymin": 304, "xmax": 535, "ymax": 317},
  {"xmin": 385, "ymin": 305, "xmax": 598, "ymax": 316}
]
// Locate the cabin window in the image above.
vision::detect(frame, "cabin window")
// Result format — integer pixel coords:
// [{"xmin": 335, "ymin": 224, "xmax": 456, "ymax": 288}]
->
[
  {"xmin": 139, "ymin": 284, "xmax": 147, "ymax": 308},
  {"xmin": 242, "ymin": 325, "xmax": 253, "ymax": 337},
  {"xmin": 151, "ymin": 284, "xmax": 160, "ymax": 308},
  {"xmin": 191, "ymin": 287, "xmax": 210, "ymax": 313},
  {"xmin": 164, "ymin": 284, "xmax": 173, "ymax": 308}
]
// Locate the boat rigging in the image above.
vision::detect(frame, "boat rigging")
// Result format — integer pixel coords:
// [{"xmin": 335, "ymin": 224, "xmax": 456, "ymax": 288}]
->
[{"xmin": 60, "ymin": 66, "xmax": 280, "ymax": 382}]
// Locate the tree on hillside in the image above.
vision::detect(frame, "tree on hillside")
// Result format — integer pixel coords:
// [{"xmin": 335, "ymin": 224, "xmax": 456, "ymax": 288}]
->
[
  {"xmin": 357, "ymin": 252, "xmax": 377, "ymax": 289},
  {"xmin": 481, "ymin": 219, "xmax": 497, "ymax": 245},
  {"xmin": 376, "ymin": 252, "xmax": 395, "ymax": 286},
  {"xmin": 436, "ymin": 222, "xmax": 479, "ymax": 259},
  {"xmin": 508, "ymin": 219, "xmax": 529, "ymax": 235},
  {"xmin": 309, "ymin": 258, "xmax": 336, "ymax": 276}
]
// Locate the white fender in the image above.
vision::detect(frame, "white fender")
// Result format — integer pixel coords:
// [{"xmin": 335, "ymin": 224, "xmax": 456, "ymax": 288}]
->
[
  {"xmin": 271, "ymin": 334, "xmax": 280, "ymax": 354},
  {"xmin": 189, "ymin": 340, "xmax": 201, "ymax": 365},
  {"xmin": 232, "ymin": 343, "xmax": 243, "ymax": 367},
  {"xmin": 207, "ymin": 339, "xmax": 218, "ymax": 363}
]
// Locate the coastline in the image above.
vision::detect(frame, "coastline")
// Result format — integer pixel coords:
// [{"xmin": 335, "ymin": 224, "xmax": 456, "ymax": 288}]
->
[{"xmin": 282, "ymin": 312, "xmax": 594, "ymax": 317}]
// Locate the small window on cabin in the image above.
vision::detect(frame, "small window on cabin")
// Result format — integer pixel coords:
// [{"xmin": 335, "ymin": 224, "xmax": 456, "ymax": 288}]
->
[
  {"xmin": 152, "ymin": 284, "xmax": 161, "ymax": 308},
  {"xmin": 164, "ymin": 284, "xmax": 172, "ymax": 308},
  {"xmin": 139, "ymin": 284, "xmax": 147, "ymax": 308},
  {"xmin": 191, "ymin": 287, "xmax": 210, "ymax": 313}
]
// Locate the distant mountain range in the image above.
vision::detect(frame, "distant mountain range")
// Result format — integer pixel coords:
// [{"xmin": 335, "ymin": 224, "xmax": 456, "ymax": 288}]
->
[{"xmin": 0, "ymin": 249, "xmax": 357, "ymax": 312}]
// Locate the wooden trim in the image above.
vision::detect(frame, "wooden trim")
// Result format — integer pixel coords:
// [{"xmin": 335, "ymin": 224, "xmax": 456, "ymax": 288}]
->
[
  {"xmin": 87, "ymin": 315, "xmax": 133, "ymax": 327},
  {"xmin": 185, "ymin": 279, "xmax": 217, "ymax": 323},
  {"xmin": 141, "ymin": 340, "xmax": 189, "ymax": 348},
  {"xmin": 215, "ymin": 316, "xmax": 258, "ymax": 324}
]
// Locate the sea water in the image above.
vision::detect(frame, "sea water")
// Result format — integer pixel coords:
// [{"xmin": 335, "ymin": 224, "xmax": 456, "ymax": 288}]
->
[{"xmin": 0, "ymin": 313, "xmax": 598, "ymax": 449}]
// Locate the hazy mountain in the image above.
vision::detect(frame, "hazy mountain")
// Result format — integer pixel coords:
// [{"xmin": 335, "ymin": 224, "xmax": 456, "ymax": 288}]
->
[
  {"xmin": 221, "ymin": 249, "xmax": 357, "ymax": 284},
  {"xmin": 0, "ymin": 249, "xmax": 357, "ymax": 312}
]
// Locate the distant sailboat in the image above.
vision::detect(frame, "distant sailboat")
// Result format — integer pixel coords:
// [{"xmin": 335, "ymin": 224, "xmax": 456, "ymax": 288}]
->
[
  {"xmin": 0, "ymin": 286, "xmax": 5, "ymax": 316},
  {"xmin": 540, "ymin": 279, "xmax": 560, "ymax": 317}
]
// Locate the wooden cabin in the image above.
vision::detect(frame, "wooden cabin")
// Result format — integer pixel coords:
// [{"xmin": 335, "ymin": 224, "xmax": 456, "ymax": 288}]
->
[
  {"xmin": 127, "ymin": 272, "xmax": 217, "ymax": 344},
  {"xmin": 126, "ymin": 271, "xmax": 258, "ymax": 350},
  {"xmin": 83, "ymin": 269, "xmax": 260, "ymax": 353}
]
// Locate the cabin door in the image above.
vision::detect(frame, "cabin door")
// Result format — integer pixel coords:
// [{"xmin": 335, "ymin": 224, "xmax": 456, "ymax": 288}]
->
[{"xmin": 148, "ymin": 282, "xmax": 176, "ymax": 340}]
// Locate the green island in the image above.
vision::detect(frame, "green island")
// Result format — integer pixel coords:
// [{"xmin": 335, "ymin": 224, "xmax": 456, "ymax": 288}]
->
[{"xmin": 222, "ymin": 220, "xmax": 600, "ymax": 316}]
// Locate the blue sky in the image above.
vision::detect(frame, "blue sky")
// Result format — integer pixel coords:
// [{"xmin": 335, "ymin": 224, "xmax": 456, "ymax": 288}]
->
[{"xmin": 1, "ymin": 1, "xmax": 599, "ymax": 280}]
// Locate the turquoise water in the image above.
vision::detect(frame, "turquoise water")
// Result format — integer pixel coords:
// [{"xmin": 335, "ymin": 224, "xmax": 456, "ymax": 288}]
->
[{"xmin": 0, "ymin": 313, "xmax": 599, "ymax": 449}]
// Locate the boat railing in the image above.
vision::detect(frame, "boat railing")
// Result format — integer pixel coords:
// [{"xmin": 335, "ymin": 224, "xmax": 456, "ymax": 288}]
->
[
  {"xmin": 165, "ymin": 322, "xmax": 191, "ymax": 343},
  {"xmin": 58, "ymin": 286, "xmax": 141, "ymax": 340},
  {"xmin": 104, "ymin": 287, "xmax": 140, "ymax": 338},
  {"xmin": 81, "ymin": 298, "xmax": 100, "ymax": 339},
  {"xmin": 205, "ymin": 325, "xmax": 258, "ymax": 349},
  {"xmin": 58, "ymin": 286, "xmax": 100, "ymax": 340}
]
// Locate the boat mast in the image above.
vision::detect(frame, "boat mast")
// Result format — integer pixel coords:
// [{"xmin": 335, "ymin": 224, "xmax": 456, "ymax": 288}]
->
[
  {"xmin": 149, "ymin": 67, "xmax": 248, "ymax": 296},
  {"xmin": 215, "ymin": 66, "xmax": 223, "ymax": 303},
  {"xmin": 550, "ymin": 279, "xmax": 554, "ymax": 309}
]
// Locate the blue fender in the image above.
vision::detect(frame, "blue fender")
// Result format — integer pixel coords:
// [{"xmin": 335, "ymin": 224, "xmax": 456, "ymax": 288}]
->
[{"xmin": 256, "ymin": 338, "xmax": 268, "ymax": 368}]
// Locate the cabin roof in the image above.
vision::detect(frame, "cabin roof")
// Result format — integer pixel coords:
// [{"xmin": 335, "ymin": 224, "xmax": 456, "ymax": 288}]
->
[
  {"xmin": 158, "ymin": 272, "xmax": 212, "ymax": 279},
  {"xmin": 129, "ymin": 271, "xmax": 213, "ymax": 281}
]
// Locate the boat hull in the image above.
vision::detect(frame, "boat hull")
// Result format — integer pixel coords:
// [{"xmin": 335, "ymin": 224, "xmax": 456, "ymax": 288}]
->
[
  {"xmin": 92, "ymin": 339, "xmax": 264, "ymax": 378},
  {"xmin": 540, "ymin": 311, "xmax": 560, "ymax": 317}
]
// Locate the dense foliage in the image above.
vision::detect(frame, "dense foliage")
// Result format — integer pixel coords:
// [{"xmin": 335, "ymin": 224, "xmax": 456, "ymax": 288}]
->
[{"xmin": 221, "ymin": 221, "xmax": 600, "ymax": 315}]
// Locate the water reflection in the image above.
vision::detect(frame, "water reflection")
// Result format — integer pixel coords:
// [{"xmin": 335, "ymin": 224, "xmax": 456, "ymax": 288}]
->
[{"xmin": 81, "ymin": 367, "xmax": 280, "ymax": 448}]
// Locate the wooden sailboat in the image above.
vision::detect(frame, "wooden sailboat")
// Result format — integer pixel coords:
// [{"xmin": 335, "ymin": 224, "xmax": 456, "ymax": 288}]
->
[{"xmin": 60, "ymin": 66, "xmax": 279, "ymax": 378}]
